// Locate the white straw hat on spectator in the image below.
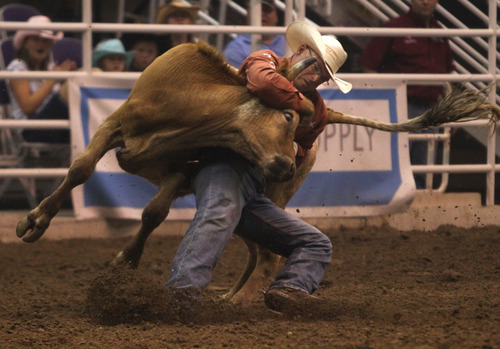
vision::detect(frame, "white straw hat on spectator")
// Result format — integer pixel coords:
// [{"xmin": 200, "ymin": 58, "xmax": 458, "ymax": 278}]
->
[
  {"xmin": 286, "ymin": 21, "xmax": 352, "ymax": 93},
  {"xmin": 155, "ymin": 0, "xmax": 200, "ymax": 24},
  {"xmin": 13, "ymin": 15, "xmax": 64, "ymax": 50}
]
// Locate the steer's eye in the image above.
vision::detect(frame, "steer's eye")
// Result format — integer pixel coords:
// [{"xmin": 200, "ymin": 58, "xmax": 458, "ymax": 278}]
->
[{"xmin": 284, "ymin": 112, "xmax": 293, "ymax": 123}]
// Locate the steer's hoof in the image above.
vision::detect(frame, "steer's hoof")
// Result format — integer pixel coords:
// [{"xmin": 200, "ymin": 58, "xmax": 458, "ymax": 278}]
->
[
  {"xmin": 109, "ymin": 251, "xmax": 127, "ymax": 267},
  {"xmin": 16, "ymin": 216, "xmax": 34, "ymax": 238},
  {"xmin": 16, "ymin": 216, "xmax": 47, "ymax": 242},
  {"xmin": 109, "ymin": 251, "xmax": 137, "ymax": 268}
]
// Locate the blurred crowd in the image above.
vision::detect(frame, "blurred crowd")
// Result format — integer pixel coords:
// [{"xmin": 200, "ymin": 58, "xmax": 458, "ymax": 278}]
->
[{"xmin": 1, "ymin": 0, "xmax": 453, "ymax": 186}]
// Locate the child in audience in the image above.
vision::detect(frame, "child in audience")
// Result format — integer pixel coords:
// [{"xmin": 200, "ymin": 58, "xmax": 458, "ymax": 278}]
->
[
  {"xmin": 92, "ymin": 38, "xmax": 134, "ymax": 72},
  {"xmin": 6, "ymin": 15, "xmax": 77, "ymax": 143}
]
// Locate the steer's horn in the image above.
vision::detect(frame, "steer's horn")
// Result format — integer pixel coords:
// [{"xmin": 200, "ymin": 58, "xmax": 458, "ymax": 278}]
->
[{"xmin": 286, "ymin": 57, "xmax": 317, "ymax": 81}]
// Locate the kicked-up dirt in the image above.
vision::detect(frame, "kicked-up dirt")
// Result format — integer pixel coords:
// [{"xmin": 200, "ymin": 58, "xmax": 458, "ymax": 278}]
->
[{"xmin": 1, "ymin": 224, "xmax": 499, "ymax": 348}]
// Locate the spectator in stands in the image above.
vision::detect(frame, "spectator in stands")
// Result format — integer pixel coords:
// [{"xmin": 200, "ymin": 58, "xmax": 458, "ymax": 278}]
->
[
  {"xmin": 155, "ymin": 0, "xmax": 200, "ymax": 55},
  {"xmin": 92, "ymin": 38, "xmax": 134, "ymax": 72},
  {"xmin": 6, "ymin": 15, "xmax": 77, "ymax": 144},
  {"xmin": 61, "ymin": 38, "xmax": 133, "ymax": 103},
  {"xmin": 224, "ymin": 0, "xmax": 286, "ymax": 68},
  {"xmin": 358, "ymin": 0, "xmax": 454, "ymax": 189},
  {"xmin": 122, "ymin": 33, "xmax": 160, "ymax": 72},
  {"xmin": 61, "ymin": 38, "xmax": 134, "ymax": 103}
]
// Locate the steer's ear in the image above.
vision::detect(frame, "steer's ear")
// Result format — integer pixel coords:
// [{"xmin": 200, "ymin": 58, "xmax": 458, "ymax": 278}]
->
[
  {"xmin": 276, "ymin": 57, "xmax": 291, "ymax": 76},
  {"xmin": 298, "ymin": 97, "xmax": 315, "ymax": 126}
]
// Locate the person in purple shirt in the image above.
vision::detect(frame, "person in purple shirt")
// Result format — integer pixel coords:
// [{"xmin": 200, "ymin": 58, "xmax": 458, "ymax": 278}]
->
[
  {"xmin": 358, "ymin": 0, "xmax": 454, "ymax": 189},
  {"xmin": 224, "ymin": 0, "xmax": 286, "ymax": 68}
]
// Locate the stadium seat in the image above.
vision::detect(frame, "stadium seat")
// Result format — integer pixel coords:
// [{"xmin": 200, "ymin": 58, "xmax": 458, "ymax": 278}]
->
[
  {"xmin": 0, "ymin": 4, "xmax": 41, "ymax": 39},
  {"xmin": 0, "ymin": 37, "xmax": 14, "ymax": 71},
  {"xmin": 52, "ymin": 37, "xmax": 83, "ymax": 68}
]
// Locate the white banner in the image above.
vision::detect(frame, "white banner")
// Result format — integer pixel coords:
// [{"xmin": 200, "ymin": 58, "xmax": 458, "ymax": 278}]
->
[
  {"xmin": 287, "ymin": 82, "xmax": 416, "ymax": 217},
  {"xmin": 68, "ymin": 77, "xmax": 416, "ymax": 220}
]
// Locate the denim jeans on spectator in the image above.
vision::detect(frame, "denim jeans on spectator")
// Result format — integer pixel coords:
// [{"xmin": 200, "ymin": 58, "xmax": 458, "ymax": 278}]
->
[{"xmin": 165, "ymin": 155, "xmax": 332, "ymax": 296}]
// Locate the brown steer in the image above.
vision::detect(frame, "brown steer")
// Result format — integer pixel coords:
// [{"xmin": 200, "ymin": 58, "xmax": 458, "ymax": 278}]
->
[
  {"xmin": 16, "ymin": 41, "xmax": 315, "ymax": 243},
  {"xmin": 16, "ymin": 41, "xmax": 500, "ymax": 303}
]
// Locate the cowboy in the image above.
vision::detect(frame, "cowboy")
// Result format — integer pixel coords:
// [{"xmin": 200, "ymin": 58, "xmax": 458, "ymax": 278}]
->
[{"xmin": 165, "ymin": 21, "xmax": 351, "ymax": 313}]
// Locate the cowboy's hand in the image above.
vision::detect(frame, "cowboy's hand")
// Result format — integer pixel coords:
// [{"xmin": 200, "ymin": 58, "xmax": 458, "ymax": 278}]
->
[{"xmin": 298, "ymin": 96, "xmax": 314, "ymax": 126}]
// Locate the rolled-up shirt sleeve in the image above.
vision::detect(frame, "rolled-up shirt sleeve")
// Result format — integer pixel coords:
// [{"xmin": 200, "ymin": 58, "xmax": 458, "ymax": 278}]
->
[
  {"xmin": 239, "ymin": 50, "xmax": 329, "ymax": 167},
  {"xmin": 240, "ymin": 51, "xmax": 307, "ymax": 111}
]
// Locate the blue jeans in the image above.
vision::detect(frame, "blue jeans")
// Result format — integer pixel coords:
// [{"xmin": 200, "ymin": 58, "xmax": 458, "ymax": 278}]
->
[{"xmin": 165, "ymin": 155, "xmax": 332, "ymax": 296}]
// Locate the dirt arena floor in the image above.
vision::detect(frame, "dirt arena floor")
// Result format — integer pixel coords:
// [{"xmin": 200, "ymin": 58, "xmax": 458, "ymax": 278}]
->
[{"xmin": 1, "ymin": 224, "xmax": 499, "ymax": 348}]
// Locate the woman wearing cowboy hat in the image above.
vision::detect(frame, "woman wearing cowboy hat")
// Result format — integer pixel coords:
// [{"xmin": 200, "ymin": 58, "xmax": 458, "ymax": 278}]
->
[
  {"xmin": 6, "ymin": 15, "xmax": 77, "ymax": 144},
  {"xmin": 165, "ymin": 21, "xmax": 351, "ymax": 313}
]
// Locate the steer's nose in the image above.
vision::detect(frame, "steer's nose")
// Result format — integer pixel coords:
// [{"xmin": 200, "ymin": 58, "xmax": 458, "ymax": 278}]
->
[
  {"xmin": 267, "ymin": 156, "xmax": 296, "ymax": 182},
  {"xmin": 288, "ymin": 162, "xmax": 296, "ymax": 178},
  {"xmin": 281, "ymin": 160, "xmax": 295, "ymax": 181}
]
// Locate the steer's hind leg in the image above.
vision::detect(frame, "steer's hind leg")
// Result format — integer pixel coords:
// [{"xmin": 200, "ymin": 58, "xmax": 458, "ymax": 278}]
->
[
  {"xmin": 226, "ymin": 241, "xmax": 281, "ymax": 303},
  {"xmin": 110, "ymin": 172, "xmax": 188, "ymax": 268},
  {"xmin": 226, "ymin": 143, "xmax": 319, "ymax": 302},
  {"xmin": 222, "ymin": 238, "xmax": 258, "ymax": 301}
]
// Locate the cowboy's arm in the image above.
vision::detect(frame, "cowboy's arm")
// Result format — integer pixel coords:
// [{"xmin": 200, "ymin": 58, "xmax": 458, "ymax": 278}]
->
[{"xmin": 240, "ymin": 50, "xmax": 314, "ymax": 114}]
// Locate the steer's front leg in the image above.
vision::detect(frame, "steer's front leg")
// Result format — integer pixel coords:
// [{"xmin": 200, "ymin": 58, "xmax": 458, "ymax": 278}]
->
[
  {"xmin": 17, "ymin": 150, "xmax": 103, "ymax": 242},
  {"xmin": 110, "ymin": 172, "xmax": 188, "ymax": 268}
]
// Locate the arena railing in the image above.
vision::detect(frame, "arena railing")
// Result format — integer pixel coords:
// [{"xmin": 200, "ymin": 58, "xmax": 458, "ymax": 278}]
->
[{"xmin": 0, "ymin": 0, "xmax": 498, "ymax": 206}]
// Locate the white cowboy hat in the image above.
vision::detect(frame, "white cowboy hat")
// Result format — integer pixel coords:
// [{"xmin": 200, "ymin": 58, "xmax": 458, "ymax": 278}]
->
[
  {"xmin": 13, "ymin": 15, "xmax": 64, "ymax": 50},
  {"xmin": 286, "ymin": 21, "xmax": 352, "ymax": 93},
  {"xmin": 155, "ymin": 0, "xmax": 200, "ymax": 24}
]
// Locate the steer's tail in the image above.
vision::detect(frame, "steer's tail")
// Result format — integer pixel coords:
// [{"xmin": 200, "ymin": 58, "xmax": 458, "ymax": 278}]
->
[
  {"xmin": 16, "ymin": 112, "xmax": 123, "ymax": 243},
  {"xmin": 328, "ymin": 85, "xmax": 500, "ymax": 132}
]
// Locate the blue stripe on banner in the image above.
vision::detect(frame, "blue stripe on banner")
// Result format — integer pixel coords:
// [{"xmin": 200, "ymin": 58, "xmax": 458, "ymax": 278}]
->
[
  {"xmin": 286, "ymin": 88, "xmax": 401, "ymax": 207},
  {"xmin": 80, "ymin": 87, "xmax": 132, "ymax": 145},
  {"xmin": 83, "ymin": 172, "xmax": 196, "ymax": 208},
  {"xmin": 79, "ymin": 86, "xmax": 196, "ymax": 210},
  {"xmin": 288, "ymin": 170, "xmax": 400, "ymax": 207}
]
